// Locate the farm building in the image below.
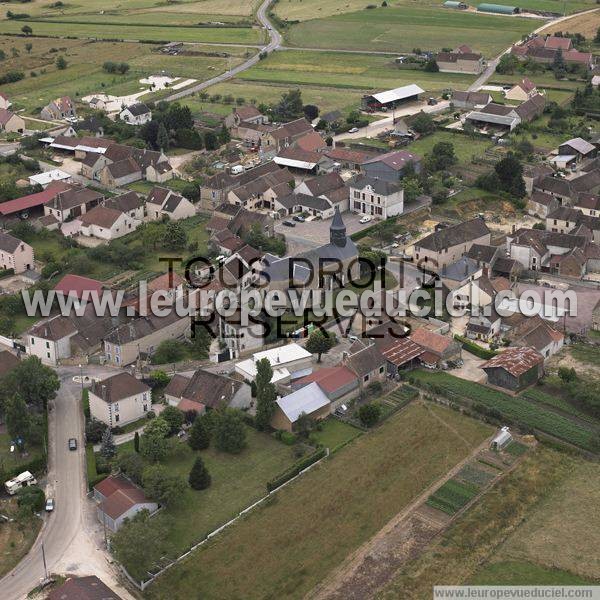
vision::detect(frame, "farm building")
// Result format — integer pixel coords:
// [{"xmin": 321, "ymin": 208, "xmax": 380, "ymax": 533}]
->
[
  {"xmin": 482, "ymin": 346, "xmax": 544, "ymax": 392},
  {"xmin": 443, "ymin": 1, "xmax": 468, "ymax": 8},
  {"xmin": 271, "ymin": 382, "xmax": 331, "ymax": 432},
  {"xmin": 491, "ymin": 426, "xmax": 512, "ymax": 450},
  {"xmin": 361, "ymin": 84, "xmax": 425, "ymax": 111},
  {"xmin": 477, "ymin": 3, "xmax": 519, "ymax": 14}
]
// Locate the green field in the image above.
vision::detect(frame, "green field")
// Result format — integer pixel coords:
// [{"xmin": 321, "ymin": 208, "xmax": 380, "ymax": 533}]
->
[
  {"xmin": 145, "ymin": 402, "xmax": 491, "ymax": 599},
  {"xmin": 426, "ymin": 478, "xmax": 480, "ymax": 515},
  {"xmin": 282, "ymin": 6, "xmax": 537, "ymax": 57},
  {"xmin": 471, "ymin": 561, "xmax": 596, "ymax": 585},
  {"xmin": 0, "ymin": 36, "xmax": 253, "ymax": 115},
  {"xmin": 0, "ymin": 20, "xmax": 262, "ymax": 44},
  {"xmin": 273, "ymin": 0, "xmax": 597, "ymax": 21},
  {"xmin": 239, "ymin": 49, "xmax": 476, "ymax": 92},
  {"xmin": 409, "ymin": 370, "xmax": 599, "ymax": 452}
]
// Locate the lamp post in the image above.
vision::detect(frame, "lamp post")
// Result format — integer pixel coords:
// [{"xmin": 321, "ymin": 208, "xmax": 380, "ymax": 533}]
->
[{"xmin": 79, "ymin": 363, "xmax": 84, "ymax": 395}]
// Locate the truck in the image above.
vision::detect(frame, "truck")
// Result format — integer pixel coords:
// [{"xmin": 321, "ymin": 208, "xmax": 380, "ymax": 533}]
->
[{"xmin": 5, "ymin": 471, "xmax": 37, "ymax": 495}]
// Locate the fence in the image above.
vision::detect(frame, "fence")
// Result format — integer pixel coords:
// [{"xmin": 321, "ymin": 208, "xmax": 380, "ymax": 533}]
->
[{"xmin": 123, "ymin": 446, "xmax": 331, "ymax": 591}]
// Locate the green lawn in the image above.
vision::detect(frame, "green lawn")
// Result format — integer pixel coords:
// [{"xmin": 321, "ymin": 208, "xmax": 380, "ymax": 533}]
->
[
  {"xmin": 239, "ymin": 50, "xmax": 476, "ymax": 93},
  {"xmin": 283, "ymin": 6, "xmax": 537, "ymax": 57},
  {"xmin": 471, "ymin": 560, "xmax": 596, "ymax": 585},
  {"xmin": 407, "ymin": 131, "xmax": 493, "ymax": 165},
  {"xmin": 116, "ymin": 426, "xmax": 296, "ymax": 577},
  {"xmin": 570, "ymin": 343, "xmax": 600, "ymax": 366},
  {"xmin": 310, "ymin": 417, "xmax": 361, "ymax": 450},
  {"xmin": 145, "ymin": 402, "xmax": 491, "ymax": 599}
]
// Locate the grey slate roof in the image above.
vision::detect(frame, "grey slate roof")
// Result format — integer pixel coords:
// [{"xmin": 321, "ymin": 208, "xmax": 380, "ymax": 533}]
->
[
  {"xmin": 416, "ymin": 218, "xmax": 489, "ymax": 252},
  {"xmin": 347, "ymin": 173, "xmax": 403, "ymax": 195}
]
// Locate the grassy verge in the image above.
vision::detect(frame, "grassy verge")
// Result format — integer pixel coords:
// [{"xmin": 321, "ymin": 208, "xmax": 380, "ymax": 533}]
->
[{"xmin": 145, "ymin": 402, "xmax": 491, "ymax": 599}]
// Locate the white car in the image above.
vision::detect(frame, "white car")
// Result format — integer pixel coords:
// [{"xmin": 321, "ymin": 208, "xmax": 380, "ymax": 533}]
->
[
  {"xmin": 45, "ymin": 498, "xmax": 54, "ymax": 512},
  {"xmin": 348, "ymin": 127, "xmax": 359, "ymax": 133},
  {"xmin": 359, "ymin": 216, "xmax": 372, "ymax": 224}
]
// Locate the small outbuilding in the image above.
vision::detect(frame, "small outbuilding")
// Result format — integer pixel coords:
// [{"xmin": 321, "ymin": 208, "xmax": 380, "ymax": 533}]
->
[
  {"xmin": 491, "ymin": 426, "xmax": 513, "ymax": 450},
  {"xmin": 443, "ymin": 1, "xmax": 468, "ymax": 8},
  {"xmin": 361, "ymin": 84, "xmax": 425, "ymax": 111},
  {"xmin": 271, "ymin": 382, "xmax": 331, "ymax": 432},
  {"xmin": 477, "ymin": 3, "xmax": 519, "ymax": 14},
  {"xmin": 481, "ymin": 346, "xmax": 543, "ymax": 392}
]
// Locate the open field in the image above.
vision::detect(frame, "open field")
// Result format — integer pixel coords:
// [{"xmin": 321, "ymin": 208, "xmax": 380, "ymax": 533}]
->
[
  {"xmin": 145, "ymin": 402, "xmax": 491, "ymax": 599},
  {"xmin": 0, "ymin": 20, "xmax": 263, "ymax": 44},
  {"xmin": 541, "ymin": 7, "xmax": 600, "ymax": 36},
  {"xmin": 282, "ymin": 6, "xmax": 537, "ymax": 57},
  {"xmin": 0, "ymin": 37, "xmax": 253, "ymax": 114},
  {"xmin": 114, "ymin": 426, "xmax": 297, "ymax": 578},
  {"xmin": 239, "ymin": 49, "xmax": 476, "ymax": 92},
  {"xmin": 273, "ymin": 0, "xmax": 597, "ymax": 22},
  {"xmin": 0, "ymin": 0, "xmax": 262, "ymax": 20},
  {"xmin": 380, "ymin": 447, "xmax": 595, "ymax": 598},
  {"xmin": 408, "ymin": 370, "xmax": 599, "ymax": 452},
  {"xmin": 183, "ymin": 80, "xmax": 367, "ymax": 117}
]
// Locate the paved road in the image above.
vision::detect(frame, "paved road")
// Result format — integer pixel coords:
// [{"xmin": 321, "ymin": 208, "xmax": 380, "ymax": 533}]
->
[
  {"xmin": 164, "ymin": 0, "xmax": 281, "ymax": 102},
  {"xmin": 0, "ymin": 365, "xmax": 132, "ymax": 600}
]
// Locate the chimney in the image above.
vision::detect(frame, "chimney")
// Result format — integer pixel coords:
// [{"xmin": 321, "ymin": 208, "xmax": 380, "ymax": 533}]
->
[{"xmin": 482, "ymin": 266, "xmax": 489, "ymax": 278}]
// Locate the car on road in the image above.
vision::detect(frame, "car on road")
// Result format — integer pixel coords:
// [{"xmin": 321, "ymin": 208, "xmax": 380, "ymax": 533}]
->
[
  {"xmin": 359, "ymin": 215, "xmax": 372, "ymax": 224},
  {"xmin": 45, "ymin": 498, "xmax": 54, "ymax": 512},
  {"xmin": 68, "ymin": 438, "xmax": 77, "ymax": 451},
  {"xmin": 282, "ymin": 220, "xmax": 296, "ymax": 227},
  {"xmin": 293, "ymin": 215, "xmax": 305, "ymax": 223},
  {"xmin": 348, "ymin": 127, "xmax": 359, "ymax": 133}
]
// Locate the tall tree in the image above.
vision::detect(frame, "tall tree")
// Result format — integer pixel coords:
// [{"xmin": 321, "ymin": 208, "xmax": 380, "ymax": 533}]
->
[
  {"xmin": 215, "ymin": 409, "xmax": 246, "ymax": 454},
  {"xmin": 188, "ymin": 413, "xmax": 211, "ymax": 450},
  {"xmin": 255, "ymin": 358, "xmax": 277, "ymax": 430},
  {"xmin": 305, "ymin": 330, "xmax": 335, "ymax": 363},
  {"xmin": 5, "ymin": 394, "xmax": 30, "ymax": 444},
  {"xmin": 134, "ymin": 431, "xmax": 140, "ymax": 453},
  {"xmin": 161, "ymin": 405, "xmax": 184, "ymax": 436},
  {"xmin": 140, "ymin": 417, "xmax": 170, "ymax": 462},
  {"xmin": 273, "ymin": 88, "xmax": 303, "ymax": 120},
  {"xmin": 156, "ymin": 122, "xmax": 169, "ymax": 151},
  {"xmin": 116, "ymin": 451, "xmax": 144, "ymax": 484},
  {"xmin": 4, "ymin": 356, "xmax": 59, "ymax": 410},
  {"xmin": 100, "ymin": 427, "xmax": 116, "ymax": 459},
  {"xmin": 142, "ymin": 464, "xmax": 186, "ymax": 506},
  {"xmin": 495, "ymin": 152, "xmax": 526, "ymax": 198},
  {"xmin": 188, "ymin": 456, "xmax": 211, "ymax": 490}
]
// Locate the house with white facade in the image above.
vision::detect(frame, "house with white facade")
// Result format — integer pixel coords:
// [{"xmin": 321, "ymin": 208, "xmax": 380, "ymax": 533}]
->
[
  {"xmin": 119, "ymin": 103, "xmax": 152, "ymax": 125},
  {"xmin": 348, "ymin": 174, "xmax": 403, "ymax": 219},
  {"xmin": 145, "ymin": 187, "xmax": 195, "ymax": 221},
  {"xmin": 0, "ymin": 231, "xmax": 34, "ymax": 274},
  {"xmin": 79, "ymin": 205, "xmax": 140, "ymax": 240}
]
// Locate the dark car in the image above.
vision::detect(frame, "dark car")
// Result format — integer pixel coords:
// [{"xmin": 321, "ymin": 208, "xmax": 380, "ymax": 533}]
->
[
  {"xmin": 282, "ymin": 220, "xmax": 296, "ymax": 227},
  {"xmin": 293, "ymin": 215, "xmax": 305, "ymax": 223},
  {"xmin": 68, "ymin": 438, "xmax": 77, "ymax": 451}
]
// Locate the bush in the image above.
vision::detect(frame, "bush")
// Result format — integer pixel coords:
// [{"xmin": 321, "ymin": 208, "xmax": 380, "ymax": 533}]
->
[
  {"xmin": 454, "ymin": 335, "xmax": 497, "ymax": 359},
  {"xmin": 188, "ymin": 456, "xmax": 211, "ymax": 490},
  {"xmin": 16, "ymin": 486, "xmax": 45, "ymax": 514},
  {"xmin": 358, "ymin": 402, "xmax": 382, "ymax": 427},
  {"xmin": 279, "ymin": 431, "xmax": 296, "ymax": 445}
]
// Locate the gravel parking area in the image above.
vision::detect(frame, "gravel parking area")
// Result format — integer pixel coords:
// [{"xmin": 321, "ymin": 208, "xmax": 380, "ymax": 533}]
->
[{"xmin": 276, "ymin": 213, "xmax": 374, "ymax": 246}]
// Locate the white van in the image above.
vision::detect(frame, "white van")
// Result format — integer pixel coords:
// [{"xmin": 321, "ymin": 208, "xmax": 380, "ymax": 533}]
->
[
  {"xmin": 230, "ymin": 165, "xmax": 245, "ymax": 175},
  {"xmin": 5, "ymin": 471, "xmax": 37, "ymax": 495}
]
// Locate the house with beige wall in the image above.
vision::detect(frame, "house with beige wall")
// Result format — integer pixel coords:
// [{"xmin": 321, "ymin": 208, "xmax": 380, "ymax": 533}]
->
[
  {"xmin": 0, "ymin": 109, "xmax": 25, "ymax": 134},
  {"xmin": 145, "ymin": 187, "xmax": 195, "ymax": 221},
  {"xmin": 436, "ymin": 46, "xmax": 484, "ymax": 74},
  {"xmin": 271, "ymin": 382, "xmax": 331, "ymax": 432},
  {"xmin": 79, "ymin": 205, "xmax": 140, "ymax": 240},
  {"xmin": 89, "ymin": 372, "xmax": 151, "ymax": 428},
  {"xmin": 413, "ymin": 217, "xmax": 491, "ymax": 272},
  {"xmin": 103, "ymin": 312, "xmax": 190, "ymax": 366},
  {"xmin": 0, "ymin": 231, "xmax": 34, "ymax": 274}
]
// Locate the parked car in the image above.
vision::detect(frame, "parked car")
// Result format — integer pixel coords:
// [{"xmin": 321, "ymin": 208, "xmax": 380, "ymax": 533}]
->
[
  {"xmin": 293, "ymin": 215, "xmax": 305, "ymax": 222},
  {"xmin": 68, "ymin": 438, "xmax": 77, "ymax": 451},
  {"xmin": 348, "ymin": 127, "xmax": 359, "ymax": 133},
  {"xmin": 282, "ymin": 220, "xmax": 296, "ymax": 227},
  {"xmin": 45, "ymin": 498, "xmax": 54, "ymax": 512},
  {"xmin": 359, "ymin": 215, "xmax": 372, "ymax": 224},
  {"xmin": 427, "ymin": 97, "xmax": 438, "ymax": 105}
]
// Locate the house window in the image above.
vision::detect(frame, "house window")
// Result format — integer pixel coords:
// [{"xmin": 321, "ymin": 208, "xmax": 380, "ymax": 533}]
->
[
  {"xmin": 379, "ymin": 366, "xmax": 384, "ymax": 373},
  {"xmin": 115, "ymin": 414, "xmax": 120, "ymax": 423},
  {"xmin": 31, "ymin": 337, "xmax": 34, "ymax": 345},
  {"xmin": 114, "ymin": 403, "xmax": 119, "ymax": 412},
  {"xmin": 143, "ymin": 404, "xmax": 148, "ymax": 412},
  {"xmin": 46, "ymin": 341, "xmax": 50, "ymax": 349},
  {"xmin": 47, "ymin": 352, "xmax": 50, "ymax": 359},
  {"xmin": 363, "ymin": 374, "xmax": 369, "ymax": 382}
]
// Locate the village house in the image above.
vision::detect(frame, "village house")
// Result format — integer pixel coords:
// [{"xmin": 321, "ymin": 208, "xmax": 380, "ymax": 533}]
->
[
  {"xmin": 43, "ymin": 185, "xmax": 103, "ymax": 223},
  {"xmin": 104, "ymin": 191, "xmax": 146, "ymax": 221},
  {"xmin": 523, "ymin": 164, "xmax": 554, "ymax": 196},
  {"xmin": 94, "ymin": 475, "xmax": 158, "ymax": 533},
  {"xmin": 323, "ymin": 147, "xmax": 378, "ymax": 171},
  {"xmin": 557, "ymin": 137, "xmax": 597, "ymax": 163},
  {"xmin": 0, "ymin": 231, "xmax": 34, "ymax": 274},
  {"xmin": 451, "ymin": 90, "xmax": 492, "ymax": 110},
  {"xmin": 100, "ymin": 157, "xmax": 143, "ymax": 188},
  {"xmin": 512, "ymin": 35, "xmax": 593, "ymax": 68},
  {"xmin": 89, "ymin": 372, "xmax": 151, "ymax": 427},
  {"xmin": 270, "ymin": 117, "xmax": 314, "ymax": 151},
  {"xmin": 535, "ymin": 171, "xmax": 600, "ymax": 206},
  {"xmin": 145, "ymin": 187, "xmax": 195, "ymax": 221},
  {"xmin": 505, "ymin": 77, "xmax": 538, "ymax": 102},
  {"xmin": 465, "ymin": 305, "xmax": 502, "ymax": 341},
  {"xmin": 413, "ymin": 217, "xmax": 491, "ymax": 272},
  {"xmin": 294, "ymin": 172, "xmax": 349, "ymax": 211},
  {"xmin": 274, "ymin": 193, "xmax": 335, "ymax": 219},
  {"xmin": 271, "ymin": 382, "xmax": 331, "ymax": 432},
  {"xmin": 0, "ymin": 92, "xmax": 11, "ymax": 110},
  {"xmin": 103, "ymin": 312, "xmax": 190, "ymax": 366},
  {"xmin": 440, "ymin": 256, "xmax": 483, "ymax": 292},
  {"xmin": 292, "ymin": 365, "xmax": 360, "ymax": 408},
  {"xmin": 574, "ymin": 193, "xmax": 600, "ymax": 217},
  {"xmin": 465, "ymin": 94, "xmax": 545, "ymax": 132},
  {"xmin": 41, "ymin": 96, "xmax": 77, "ymax": 121},
  {"xmin": 409, "ymin": 327, "xmax": 461, "ymax": 368},
  {"xmin": 79, "ymin": 205, "xmax": 140, "ymax": 240},
  {"xmin": 344, "ymin": 340, "xmax": 387, "ymax": 389},
  {"xmin": 482, "ymin": 346, "xmax": 544, "ymax": 392},
  {"xmin": 361, "ymin": 150, "xmax": 422, "ymax": 182},
  {"xmin": 119, "ymin": 103, "xmax": 152, "ymax": 126},
  {"xmin": 224, "ymin": 105, "xmax": 269, "ymax": 135},
  {"xmin": 54, "ymin": 274, "xmax": 103, "ymax": 307},
  {"xmin": 505, "ymin": 315, "xmax": 564, "ymax": 359},
  {"xmin": 527, "ymin": 190, "xmax": 560, "ymax": 218},
  {"xmin": 0, "ymin": 109, "xmax": 25, "ymax": 134},
  {"xmin": 235, "ymin": 343, "xmax": 313, "ymax": 385},
  {"xmin": 227, "ymin": 168, "xmax": 293, "ymax": 211},
  {"xmin": 165, "ymin": 369, "xmax": 243, "ymax": 414},
  {"xmin": 436, "ymin": 45, "xmax": 484, "ymax": 74},
  {"xmin": 347, "ymin": 174, "xmax": 404, "ymax": 219}
]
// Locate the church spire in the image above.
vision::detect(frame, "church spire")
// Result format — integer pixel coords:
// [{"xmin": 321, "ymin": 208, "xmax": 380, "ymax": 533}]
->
[{"xmin": 330, "ymin": 206, "xmax": 347, "ymax": 247}]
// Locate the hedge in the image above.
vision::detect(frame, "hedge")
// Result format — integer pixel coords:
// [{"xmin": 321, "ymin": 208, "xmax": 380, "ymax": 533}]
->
[
  {"xmin": 266, "ymin": 447, "xmax": 326, "ymax": 492},
  {"xmin": 454, "ymin": 334, "xmax": 497, "ymax": 359}
]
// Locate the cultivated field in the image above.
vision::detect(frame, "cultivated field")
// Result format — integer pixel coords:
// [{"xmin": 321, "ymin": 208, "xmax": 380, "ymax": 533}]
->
[
  {"xmin": 273, "ymin": 0, "xmax": 597, "ymax": 22},
  {"xmin": 380, "ymin": 448, "xmax": 597, "ymax": 598},
  {"xmin": 239, "ymin": 50, "xmax": 477, "ymax": 92},
  {"xmin": 0, "ymin": 37, "xmax": 253, "ymax": 114},
  {"xmin": 542, "ymin": 7, "xmax": 600, "ymax": 36},
  {"xmin": 145, "ymin": 402, "xmax": 491, "ymax": 599},
  {"xmin": 282, "ymin": 6, "xmax": 538, "ymax": 57}
]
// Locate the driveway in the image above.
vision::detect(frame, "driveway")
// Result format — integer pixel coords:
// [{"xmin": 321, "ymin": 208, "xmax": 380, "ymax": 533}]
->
[
  {"xmin": 451, "ymin": 351, "xmax": 486, "ymax": 383},
  {"xmin": 276, "ymin": 213, "xmax": 374, "ymax": 247}
]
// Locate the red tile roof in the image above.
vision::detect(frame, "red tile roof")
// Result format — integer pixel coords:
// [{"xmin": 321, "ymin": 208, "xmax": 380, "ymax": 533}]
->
[
  {"xmin": 95, "ymin": 474, "xmax": 152, "ymax": 520},
  {"xmin": 294, "ymin": 365, "xmax": 357, "ymax": 393},
  {"xmin": 0, "ymin": 181, "xmax": 71, "ymax": 216},
  {"xmin": 54, "ymin": 274, "xmax": 103, "ymax": 300},
  {"xmin": 409, "ymin": 328, "xmax": 452, "ymax": 356},
  {"xmin": 94, "ymin": 474, "xmax": 138, "ymax": 499},
  {"xmin": 177, "ymin": 398, "xmax": 205, "ymax": 413}
]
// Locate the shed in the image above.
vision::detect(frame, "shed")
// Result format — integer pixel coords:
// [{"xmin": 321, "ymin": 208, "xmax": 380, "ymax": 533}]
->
[
  {"xmin": 443, "ymin": 1, "xmax": 468, "ymax": 8},
  {"xmin": 481, "ymin": 346, "xmax": 543, "ymax": 392},
  {"xmin": 361, "ymin": 84, "xmax": 425, "ymax": 111},
  {"xmin": 477, "ymin": 3, "xmax": 519, "ymax": 14},
  {"xmin": 271, "ymin": 382, "xmax": 331, "ymax": 432}
]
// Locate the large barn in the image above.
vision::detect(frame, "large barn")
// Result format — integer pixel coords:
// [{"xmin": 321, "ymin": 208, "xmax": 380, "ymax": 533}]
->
[
  {"xmin": 362, "ymin": 84, "xmax": 425, "ymax": 111},
  {"xmin": 482, "ymin": 346, "xmax": 544, "ymax": 392}
]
